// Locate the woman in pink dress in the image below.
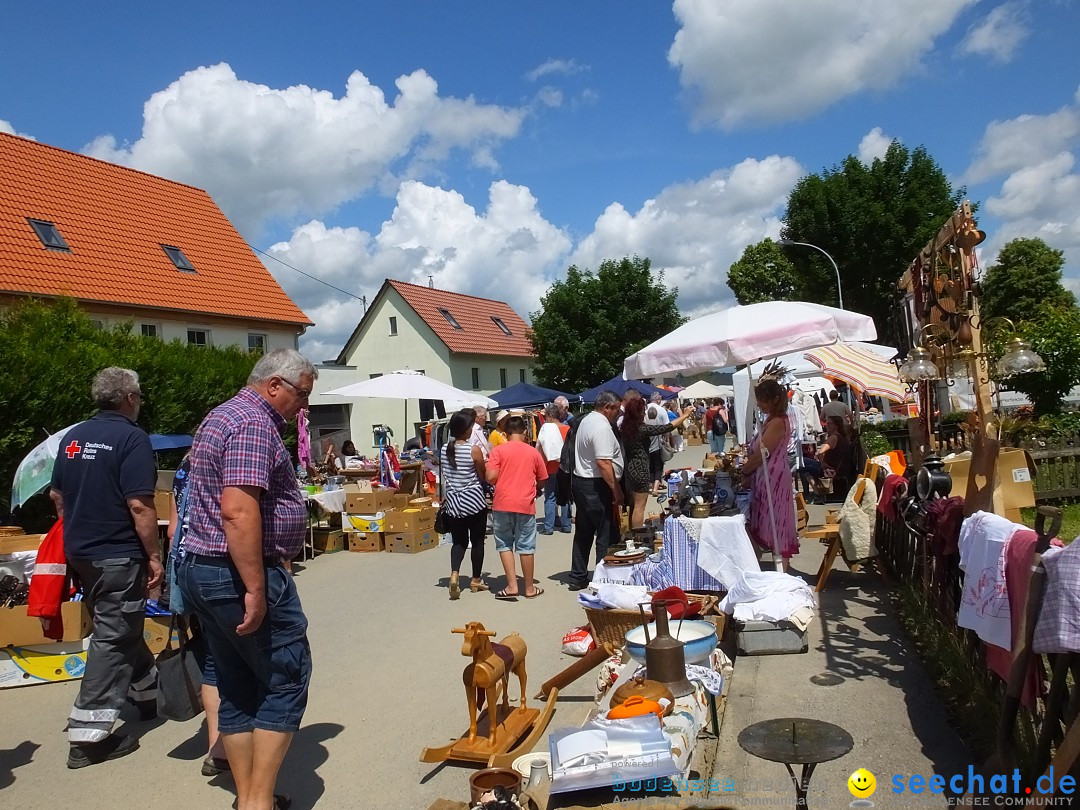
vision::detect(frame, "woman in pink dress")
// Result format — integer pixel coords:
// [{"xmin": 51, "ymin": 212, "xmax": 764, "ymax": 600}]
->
[{"xmin": 740, "ymin": 379, "xmax": 799, "ymax": 571}]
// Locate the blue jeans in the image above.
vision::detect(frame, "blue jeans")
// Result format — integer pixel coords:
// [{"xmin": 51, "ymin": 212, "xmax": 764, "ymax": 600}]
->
[
  {"xmin": 493, "ymin": 511, "xmax": 537, "ymax": 554},
  {"xmin": 708, "ymin": 431, "xmax": 725, "ymax": 454},
  {"xmin": 544, "ymin": 474, "xmax": 571, "ymax": 532},
  {"xmin": 179, "ymin": 555, "xmax": 311, "ymax": 734}
]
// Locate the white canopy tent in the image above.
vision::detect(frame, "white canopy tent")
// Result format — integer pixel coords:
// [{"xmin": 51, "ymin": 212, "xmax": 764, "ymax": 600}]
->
[{"xmin": 679, "ymin": 380, "xmax": 734, "ymax": 401}]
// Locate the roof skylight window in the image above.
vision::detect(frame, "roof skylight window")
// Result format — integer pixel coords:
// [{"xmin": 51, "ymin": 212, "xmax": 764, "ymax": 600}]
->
[
  {"xmin": 161, "ymin": 244, "xmax": 196, "ymax": 272},
  {"xmin": 438, "ymin": 308, "xmax": 463, "ymax": 330},
  {"xmin": 27, "ymin": 219, "xmax": 70, "ymax": 251},
  {"xmin": 492, "ymin": 316, "xmax": 513, "ymax": 336}
]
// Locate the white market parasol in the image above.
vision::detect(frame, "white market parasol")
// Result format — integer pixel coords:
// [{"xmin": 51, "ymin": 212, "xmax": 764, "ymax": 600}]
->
[
  {"xmin": 11, "ymin": 422, "xmax": 84, "ymax": 510},
  {"xmin": 322, "ymin": 370, "xmax": 497, "ymax": 409},
  {"xmin": 622, "ymin": 301, "xmax": 877, "ymax": 379}
]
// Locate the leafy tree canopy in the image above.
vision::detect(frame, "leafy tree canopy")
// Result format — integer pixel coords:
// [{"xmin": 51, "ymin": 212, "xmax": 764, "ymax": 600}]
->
[
  {"xmin": 528, "ymin": 256, "xmax": 685, "ymax": 392},
  {"xmin": 1003, "ymin": 305, "xmax": 1080, "ymax": 417},
  {"xmin": 783, "ymin": 141, "xmax": 963, "ymax": 343},
  {"xmin": 979, "ymin": 237, "xmax": 1075, "ymax": 325},
  {"xmin": 727, "ymin": 238, "xmax": 803, "ymax": 304},
  {"xmin": 1, "ymin": 298, "xmax": 258, "ymax": 515}
]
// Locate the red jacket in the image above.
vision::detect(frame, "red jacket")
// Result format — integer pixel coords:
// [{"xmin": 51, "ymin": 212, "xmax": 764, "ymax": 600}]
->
[{"xmin": 27, "ymin": 518, "xmax": 75, "ymax": 640}]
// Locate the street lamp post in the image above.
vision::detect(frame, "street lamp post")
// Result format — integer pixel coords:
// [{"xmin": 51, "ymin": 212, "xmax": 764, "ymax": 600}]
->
[{"xmin": 778, "ymin": 239, "xmax": 844, "ymax": 310}]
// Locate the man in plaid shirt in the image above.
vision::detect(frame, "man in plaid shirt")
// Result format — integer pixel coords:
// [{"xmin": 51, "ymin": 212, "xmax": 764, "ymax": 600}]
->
[{"xmin": 179, "ymin": 348, "xmax": 316, "ymax": 810}]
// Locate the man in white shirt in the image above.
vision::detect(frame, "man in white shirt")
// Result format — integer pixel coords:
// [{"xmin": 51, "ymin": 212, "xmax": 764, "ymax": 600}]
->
[
  {"xmin": 569, "ymin": 390, "xmax": 624, "ymax": 590},
  {"xmin": 468, "ymin": 405, "xmax": 492, "ymax": 459},
  {"xmin": 645, "ymin": 393, "xmax": 670, "ymax": 492},
  {"xmin": 820, "ymin": 390, "xmax": 852, "ymax": 428}
]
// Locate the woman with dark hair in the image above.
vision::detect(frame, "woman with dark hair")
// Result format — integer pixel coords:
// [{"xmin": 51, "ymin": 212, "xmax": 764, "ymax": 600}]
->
[
  {"xmin": 739, "ymin": 378, "xmax": 799, "ymax": 571},
  {"xmin": 441, "ymin": 408, "xmax": 488, "ymax": 599},
  {"xmin": 800, "ymin": 414, "xmax": 854, "ymax": 503},
  {"xmin": 620, "ymin": 396, "xmax": 694, "ymax": 529}
]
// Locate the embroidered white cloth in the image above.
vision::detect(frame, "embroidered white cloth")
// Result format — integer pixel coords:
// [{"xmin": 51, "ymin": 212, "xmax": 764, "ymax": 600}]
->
[
  {"xmin": 719, "ymin": 569, "xmax": 817, "ymax": 625},
  {"xmin": 693, "ymin": 514, "xmax": 761, "ymax": 590},
  {"xmin": 957, "ymin": 510, "xmax": 1020, "ymax": 650}
]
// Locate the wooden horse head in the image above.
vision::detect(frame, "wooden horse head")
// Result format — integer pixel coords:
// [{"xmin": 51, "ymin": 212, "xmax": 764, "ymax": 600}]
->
[{"xmin": 452, "ymin": 622, "xmax": 496, "ymax": 658}]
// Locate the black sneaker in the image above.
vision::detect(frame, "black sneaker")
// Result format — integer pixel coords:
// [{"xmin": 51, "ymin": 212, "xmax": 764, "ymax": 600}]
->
[
  {"xmin": 568, "ymin": 582, "xmax": 588, "ymax": 592},
  {"xmin": 67, "ymin": 734, "xmax": 140, "ymax": 769}
]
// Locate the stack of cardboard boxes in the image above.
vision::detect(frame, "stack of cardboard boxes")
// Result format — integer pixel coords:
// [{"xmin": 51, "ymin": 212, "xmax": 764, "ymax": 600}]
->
[{"xmin": 340, "ymin": 480, "xmax": 439, "ymax": 554}]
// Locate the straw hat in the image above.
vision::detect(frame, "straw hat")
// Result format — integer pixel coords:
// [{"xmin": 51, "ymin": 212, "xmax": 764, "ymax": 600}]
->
[{"xmin": 495, "ymin": 410, "xmax": 511, "ymax": 425}]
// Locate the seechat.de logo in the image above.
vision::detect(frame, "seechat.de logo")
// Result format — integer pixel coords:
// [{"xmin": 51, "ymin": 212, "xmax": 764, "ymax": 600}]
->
[{"xmin": 849, "ymin": 768, "xmax": 876, "ymax": 807}]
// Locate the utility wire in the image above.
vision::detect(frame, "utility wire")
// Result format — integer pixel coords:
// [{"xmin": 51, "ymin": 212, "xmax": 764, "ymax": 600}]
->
[{"xmin": 248, "ymin": 243, "xmax": 366, "ymax": 302}]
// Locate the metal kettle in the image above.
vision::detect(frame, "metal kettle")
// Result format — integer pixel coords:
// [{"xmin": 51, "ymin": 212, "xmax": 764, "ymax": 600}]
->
[{"xmin": 638, "ymin": 600, "xmax": 693, "ymax": 697}]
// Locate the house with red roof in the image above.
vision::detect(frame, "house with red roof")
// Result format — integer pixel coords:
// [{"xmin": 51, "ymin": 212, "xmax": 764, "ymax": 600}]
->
[
  {"xmin": 311, "ymin": 279, "xmax": 536, "ymax": 448},
  {"xmin": 0, "ymin": 132, "xmax": 310, "ymax": 352}
]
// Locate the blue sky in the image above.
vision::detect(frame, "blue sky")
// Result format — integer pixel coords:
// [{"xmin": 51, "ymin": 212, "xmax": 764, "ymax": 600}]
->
[{"xmin": 2, "ymin": 1, "xmax": 1078, "ymax": 361}]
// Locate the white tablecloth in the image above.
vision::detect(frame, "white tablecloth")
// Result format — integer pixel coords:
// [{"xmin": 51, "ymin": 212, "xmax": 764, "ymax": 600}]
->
[{"xmin": 303, "ymin": 489, "xmax": 347, "ymax": 515}]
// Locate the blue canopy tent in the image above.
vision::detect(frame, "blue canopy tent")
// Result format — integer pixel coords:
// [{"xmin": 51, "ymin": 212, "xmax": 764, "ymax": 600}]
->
[
  {"xmin": 150, "ymin": 434, "xmax": 194, "ymax": 451},
  {"xmin": 578, "ymin": 376, "xmax": 678, "ymax": 404},
  {"xmin": 490, "ymin": 382, "xmax": 580, "ymax": 410}
]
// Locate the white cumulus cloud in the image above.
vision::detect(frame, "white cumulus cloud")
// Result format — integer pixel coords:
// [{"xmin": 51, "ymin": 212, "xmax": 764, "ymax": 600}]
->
[
  {"xmin": 525, "ymin": 59, "xmax": 587, "ymax": 82},
  {"xmin": 82, "ymin": 63, "xmax": 526, "ymax": 234},
  {"xmin": 571, "ymin": 155, "xmax": 805, "ymax": 316},
  {"xmin": 964, "ymin": 104, "xmax": 1080, "ymax": 184},
  {"xmin": 858, "ymin": 128, "xmax": 895, "ymax": 164},
  {"xmin": 270, "ymin": 180, "xmax": 573, "ymax": 361},
  {"xmin": 667, "ymin": 0, "xmax": 975, "ymax": 129},
  {"xmin": 0, "ymin": 119, "xmax": 35, "ymax": 139},
  {"xmin": 959, "ymin": 2, "xmax": 1031, "ymax": 63}
]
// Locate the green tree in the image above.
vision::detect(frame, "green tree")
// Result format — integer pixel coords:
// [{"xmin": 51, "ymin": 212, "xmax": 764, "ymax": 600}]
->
[
  {"xmin": 529, "ymin": 256, "xmax": 685, "ymax": 391},
  {"xmin": 727, "ymin": 238, "xmax": 803, "ymax": 304},
  {"xmin": 783, "ymin": 141, "xmax": 963, "ymax": 342},
  {"xmin": 0, "ymin": 298, "xmax": 257, "ymax": 515},
  {"xmin": 1000, "ymin": 306, "xmax": 1080, "ymax": 417},
  {"xmin": 979, "ymin": 238, "xmax": 1075, "ymax": 324}
]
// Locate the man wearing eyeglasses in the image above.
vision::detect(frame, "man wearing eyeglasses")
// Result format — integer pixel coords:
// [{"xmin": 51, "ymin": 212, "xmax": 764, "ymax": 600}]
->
[
  {"xmin": 50, "ymin": 367, "xmax": 162, "ymax": 768},
  {"xmin": 179, "ymin": 348, "xmax": 316, "ymax": 810}
]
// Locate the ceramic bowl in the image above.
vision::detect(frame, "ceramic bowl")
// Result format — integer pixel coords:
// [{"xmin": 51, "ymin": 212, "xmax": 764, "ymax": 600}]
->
[{"xmin": 624, "ymin": 619, "xmax": 718, "ymax": 665}]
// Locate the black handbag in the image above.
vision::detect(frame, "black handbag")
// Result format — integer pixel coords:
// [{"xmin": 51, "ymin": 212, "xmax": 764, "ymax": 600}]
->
[
  {"xmin": 156, "ymin": 615, "xmax": 205, "ymax": 722},
  {"xmin": 434, "ymin": 504, "xmax": 448, "ymax": 534}
]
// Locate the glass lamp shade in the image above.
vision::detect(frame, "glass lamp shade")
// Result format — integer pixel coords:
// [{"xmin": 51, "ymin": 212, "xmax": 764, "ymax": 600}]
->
[
  {"xmin": 899, "ymin": 346, "xmax": 941, "ymax": 383},
  {"xmin": 949, "ymin": 349, "xmax": 976, "ymax": 380},
  {"xmin": 996, "ymin": 338, "xmax": 1046, "ymax": 377}
]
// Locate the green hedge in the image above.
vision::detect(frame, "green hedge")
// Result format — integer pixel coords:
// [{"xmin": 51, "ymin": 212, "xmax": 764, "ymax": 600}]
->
[{"xmin": 1, "ymin": 298, "xmax": 258, "ymax": 515}]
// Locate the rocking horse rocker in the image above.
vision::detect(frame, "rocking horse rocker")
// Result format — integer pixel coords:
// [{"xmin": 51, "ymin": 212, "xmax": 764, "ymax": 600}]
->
[{"xmin": 420, "ymin": 621, "xmax": 558, "ymax": 769}]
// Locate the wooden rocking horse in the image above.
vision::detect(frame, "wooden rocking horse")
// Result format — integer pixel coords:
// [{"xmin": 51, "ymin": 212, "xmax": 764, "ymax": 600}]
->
[{"xmin": 420, "ymin": 621, "xmax": 558, "ymax": 768}]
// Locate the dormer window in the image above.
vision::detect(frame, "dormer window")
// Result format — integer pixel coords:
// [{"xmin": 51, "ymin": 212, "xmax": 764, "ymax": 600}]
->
[
  {"xmin": 161, "ymin": 244, "xmax": 196, "ymax": 272},
  {"xmin": 438, "ymin": 308, "xmax": 463, "ymax": 330},
  {"xmin": 492, "ymin": 316, "xmax": 512, "ymax": 336},
  {"xmin": 27, "ymin": 219, "xmax": 70, "ymax": 251}
]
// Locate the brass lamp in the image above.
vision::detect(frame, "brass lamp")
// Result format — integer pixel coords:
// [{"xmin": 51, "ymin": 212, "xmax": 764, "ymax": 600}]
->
[
  {"xmin": 898, "ymin": 345, "xmax": 941, "ymax": 383},
  {"xmin": 996, "ymin": 336, "xmax": 1047, "ymax": 377}
]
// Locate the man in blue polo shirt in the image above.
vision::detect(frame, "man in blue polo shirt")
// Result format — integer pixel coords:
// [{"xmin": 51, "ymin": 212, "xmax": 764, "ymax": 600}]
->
[{"xmin": 50, "ymin": 367, "xmax": 163, "ymax": 769}]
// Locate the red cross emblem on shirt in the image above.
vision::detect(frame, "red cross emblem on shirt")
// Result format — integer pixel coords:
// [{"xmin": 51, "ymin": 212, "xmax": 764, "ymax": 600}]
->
[{"xmin": 64, "ymin": 440, "xmax": 82, "ymax": 459}]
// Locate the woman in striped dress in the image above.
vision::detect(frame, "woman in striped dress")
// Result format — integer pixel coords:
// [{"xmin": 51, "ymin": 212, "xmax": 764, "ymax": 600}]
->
[{"xmin": 441, "ymin": 408, "xmax": 489, "ymax": 599}]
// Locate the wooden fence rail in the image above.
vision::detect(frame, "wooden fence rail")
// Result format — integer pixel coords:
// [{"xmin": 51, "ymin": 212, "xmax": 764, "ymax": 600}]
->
[{"xmin": 875, "ymin": 509, "xmax": 1080, "ymax": 780}]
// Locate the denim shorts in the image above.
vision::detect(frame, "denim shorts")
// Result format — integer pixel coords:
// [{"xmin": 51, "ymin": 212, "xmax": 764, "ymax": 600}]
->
[
  {"xmin": 178, "ymin": 555, "xmax": 311, "ymax": 734},
  {"xmin": 492, "ymin": 511, "xmax": 537, "ymax": 554}
]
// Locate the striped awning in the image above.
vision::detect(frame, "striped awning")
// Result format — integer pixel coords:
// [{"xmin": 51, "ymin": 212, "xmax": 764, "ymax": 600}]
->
[{"xmin": 803, "ymin": 343, "xmax": 907, "ymax": 403}]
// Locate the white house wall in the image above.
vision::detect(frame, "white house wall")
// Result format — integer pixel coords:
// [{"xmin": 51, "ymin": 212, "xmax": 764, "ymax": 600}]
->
[{"xmin": 82, "ymin": 306, "xmax": 301, "ymax": 351}]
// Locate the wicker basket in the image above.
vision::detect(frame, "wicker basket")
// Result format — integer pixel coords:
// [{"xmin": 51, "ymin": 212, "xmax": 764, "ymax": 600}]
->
[{"xmin": 584, "ymin": 593, "xmax": 719, "ymax": 652}]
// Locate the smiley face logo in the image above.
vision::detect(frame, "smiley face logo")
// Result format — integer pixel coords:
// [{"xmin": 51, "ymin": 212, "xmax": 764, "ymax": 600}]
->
[{"xmin": 848, "ymin": 768, "xmax": 876, "ymax": 798}]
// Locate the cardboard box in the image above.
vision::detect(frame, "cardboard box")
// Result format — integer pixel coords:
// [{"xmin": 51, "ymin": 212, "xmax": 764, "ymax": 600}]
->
[
  {"xmin": 153, "ymin": 490, "xmax": 173, "ymax": 520},
  {"xmin": 142, "ymin": 615, "xmax": 179, "ymax": 655},
  {"xmin": 347, "ymin": 532, "xmax": 384, "ymax": 552},
  {"xmin": 155, "ymin": 469, "xmax": 176, "ymax": 492},
  {"xmin": 409, "ymin": 496, "xmax": 433, "ymax": 508},
  {"xmin": 342, "ymin": 514, "xmax": 385, "ymax": 534},
  {"xmin": 312, "ymin": 528, "xmax": 345, "ymax": 554},
  {"xmin": 0, "ymin": 601, "xmax": 92, "ymax": 648},
  {"xmin": 0, "ymin": 639, "xmax": 89, "ymax": 688},
  {"xmin": 383, "ymin": 507, "xmax": 436, "ymax": 533},
  {"xmin": 385, "ymin": 530, "xmax": 438, "ymax": 554},
  {"xmin": 391, "ymin": 493, "xmax": 414, "ymax": 511},
  {"xmin": 943, "ymin": 448, "xmax": 1036, "ymax": 510},
  {"xmin": 0, "ymin": 534, "xmax": 43, "ymax": 555},
  {"xmin": 345, "ymin": 488, "xmax": 393, "ymax": 514}
]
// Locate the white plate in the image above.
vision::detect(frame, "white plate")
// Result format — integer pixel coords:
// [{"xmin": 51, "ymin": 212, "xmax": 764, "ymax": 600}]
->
[
  {"xmin": 612, "ymin": 549, "xmax": 645, "ymax": 558},
  {"xmin": 511, "ymin": 751, "xmax": 552, "ymax": 779}
]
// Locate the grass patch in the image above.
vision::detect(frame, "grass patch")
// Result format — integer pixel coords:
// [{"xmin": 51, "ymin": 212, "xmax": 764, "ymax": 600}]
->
[{"xmin": 1020, "ymin": 503, "xmax": 1080, "ymax": 543}]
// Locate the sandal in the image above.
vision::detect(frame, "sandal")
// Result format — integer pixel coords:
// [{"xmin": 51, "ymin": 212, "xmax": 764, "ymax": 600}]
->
[
  {"xmin": 201, "ymin": 755, "xmax": 230, "ymax": 776},
  {"xmin": 449, "ymin": 572, "xmax": 460, "ymax": 601},
  {"xmin": 494, "ymin": 588, "xmax": 519, "ymax": 600},
  {"xmin": 470, "ymin": 579, "xmax": 490, "ymax": 593},
  {"xmin": 525, "ymin": 587, "xmax": 545, "ymax": 599},
  {"xmin": 232, "ymin": 795, "xmax": 290, "ymax": 810}
]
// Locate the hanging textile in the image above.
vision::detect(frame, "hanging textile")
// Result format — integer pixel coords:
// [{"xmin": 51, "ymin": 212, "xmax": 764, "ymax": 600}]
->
[{"xmin": 296, "ymin": 408, "xmax": 312, "ymax": 468}]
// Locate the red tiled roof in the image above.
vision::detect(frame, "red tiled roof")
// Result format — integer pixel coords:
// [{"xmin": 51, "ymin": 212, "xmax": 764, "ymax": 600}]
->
[
  {"xmin": 0, "ymin": 132, "xmax": 310, "ymax": 326},
  {"xmin": 387, "ymin": 279, "xmax": 534, "ymax": 357}
]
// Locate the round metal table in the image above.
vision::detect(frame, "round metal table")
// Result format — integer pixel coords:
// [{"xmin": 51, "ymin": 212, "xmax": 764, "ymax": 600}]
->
[{"xmin": 738, "ymin": 717, "xmax": 853, "ymax": 807}]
